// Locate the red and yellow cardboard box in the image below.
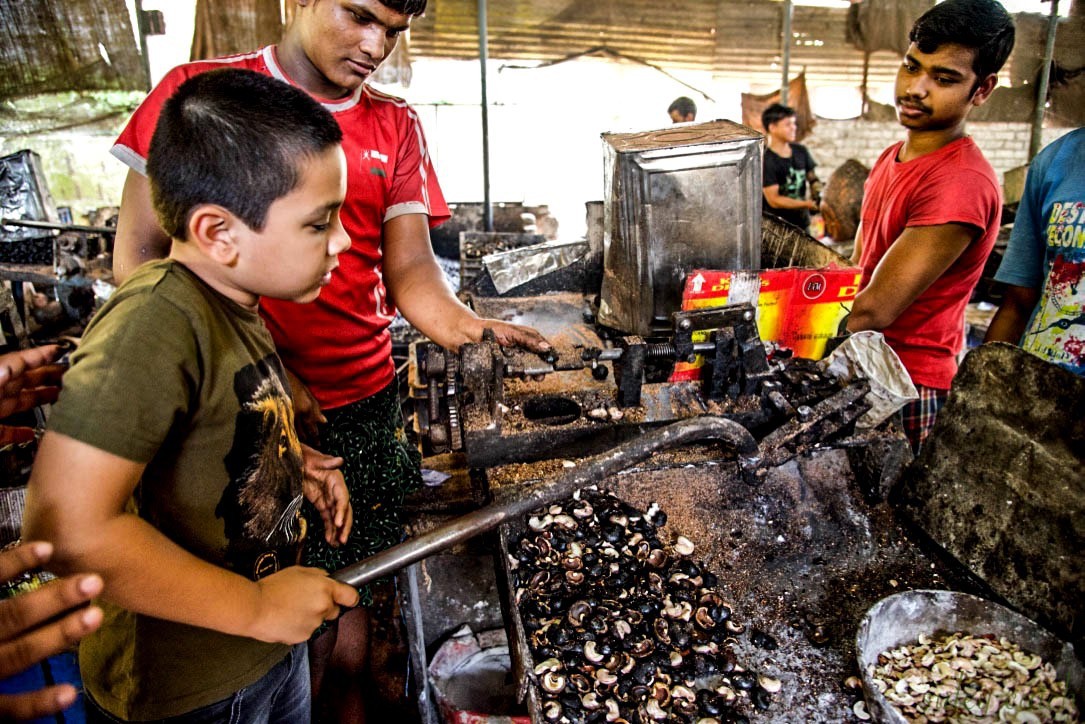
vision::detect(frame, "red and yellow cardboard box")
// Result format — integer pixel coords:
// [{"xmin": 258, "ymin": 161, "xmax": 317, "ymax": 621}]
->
[{"xmin": 671, "ymin": 266, "xmax": 862, "ymax": 381}]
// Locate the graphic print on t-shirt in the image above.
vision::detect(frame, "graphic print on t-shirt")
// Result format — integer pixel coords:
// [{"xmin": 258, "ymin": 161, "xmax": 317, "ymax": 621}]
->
[
  {"xmin": 1026, "ymin": 254, "xmax": 1085, "ymax": 371},
  {"xmin": 782, "ymin": 164, "xmax": 807, "ymax": 200},
  {"xmin": 217, "ymin": 354, "xmax": 306, "ymax": 578},
  {"xmin": 1022, "ymin": 200, "xmax": 1085, "ymax": 374}
]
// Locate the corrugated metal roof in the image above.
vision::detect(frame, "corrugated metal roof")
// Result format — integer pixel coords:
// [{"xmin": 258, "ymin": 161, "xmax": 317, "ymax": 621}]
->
[{"xmin": 410, "ymin": 0, "xmax": 902, "ymax": 88}]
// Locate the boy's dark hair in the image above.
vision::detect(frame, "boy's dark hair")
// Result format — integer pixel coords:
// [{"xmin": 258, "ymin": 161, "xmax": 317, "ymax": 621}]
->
[
  {"xmin": 668, "ymin": 96, "xmax": 697, "ymax": 118},
  {"xmin": 147, "ymin": 69, "xmax": 343, "ymax": 240},
  {"xmin": 909, "ymin": 0, "xmax": 1015, "ymax": 82},
  {"xmin": 761, "ymin": 103, "xmax": 796, "ymax": 130},
  {"xmin": 382, "ymin": 0, "xmax": 427, "ymax": 15}
]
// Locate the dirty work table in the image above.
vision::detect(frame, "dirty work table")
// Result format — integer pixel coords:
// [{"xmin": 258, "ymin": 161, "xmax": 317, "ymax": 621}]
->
[{"xmin": 399, "ymin": 438, "xmax": 987, "ymax": 723}]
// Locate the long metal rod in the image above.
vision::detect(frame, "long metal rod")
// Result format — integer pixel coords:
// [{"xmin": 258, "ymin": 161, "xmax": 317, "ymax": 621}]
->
[
  {"xmin": 333, "ymin": 416, "xmax": 759, "ymax": 588},
  {"xmin": 478, "ymin": 0, "xmax": 493, "ymax": 232},
  {"xmin": 403, "ymin": 564, "xmax": 438, "ymax": 724},
  {"xmin": 1, "ymin": 218, "xmax": 116, "ymax": 235},
  {"xmin": 780, "ymin": 0, "xmax": 793, "ymax": 106},
  {"xmin": 1029, "ymin": 0, "xmax": 1060, "ymax": 160}
]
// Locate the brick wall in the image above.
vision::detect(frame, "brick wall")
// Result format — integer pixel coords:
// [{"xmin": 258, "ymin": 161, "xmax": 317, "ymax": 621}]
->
[{"xmin": 804, "ymin": 120, "xmax": 1076, "ymax": 191}]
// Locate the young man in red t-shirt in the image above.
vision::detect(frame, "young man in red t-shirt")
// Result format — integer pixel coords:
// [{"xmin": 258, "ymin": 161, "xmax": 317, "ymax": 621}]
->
[
  {"xmin": 846, "ymin": 0, "xmax": 1015, "ymax": 452},
  {"xmin": 110, "ymin": 2, "xmax": 550, "ymax": 720}
]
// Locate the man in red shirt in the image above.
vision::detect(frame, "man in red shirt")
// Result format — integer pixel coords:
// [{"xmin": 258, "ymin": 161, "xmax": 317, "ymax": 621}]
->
[
  {"xmin": 847, "ymin": 0, "xmax": 1014, "ymax": 453},
  {"xmin": 110, "ymin": 2, "xmax": 549, "ymax": 720}
]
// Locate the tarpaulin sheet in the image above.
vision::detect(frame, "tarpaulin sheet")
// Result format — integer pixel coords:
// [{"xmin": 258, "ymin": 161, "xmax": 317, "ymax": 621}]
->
[
  {"xmin": 741, "ymin": 72, "xmax": 816, "ymax": 142},
  {"xmin": 845, "ymin": 0, "xmax": 935, "ymax": 56},
  {"xmin": 190, "ymin": 0, "xmax": 283, "ymax": 62},
  {"xmin": 0, "ymin": 0, "xmax": 146, "ymax": 100}
]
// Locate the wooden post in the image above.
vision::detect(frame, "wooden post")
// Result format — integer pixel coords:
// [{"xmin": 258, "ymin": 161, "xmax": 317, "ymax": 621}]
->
[
  {"xmin": 781, "ymin": 0, "xmax": 793, "ymax": 105},
  {"xmin": 1029, "ymin": 0, "xmax": 1060, "ymax": 160}
]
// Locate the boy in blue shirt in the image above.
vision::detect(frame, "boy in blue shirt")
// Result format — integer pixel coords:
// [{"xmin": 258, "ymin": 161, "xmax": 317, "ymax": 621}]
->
[{"xmin": 985, "ymin": 128, "xmax": 1085, "ymax": 376}]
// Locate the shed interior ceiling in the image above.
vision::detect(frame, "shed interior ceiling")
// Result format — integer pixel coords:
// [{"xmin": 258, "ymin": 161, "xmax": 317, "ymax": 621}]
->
[{"xmin": 411, "ymin": 0, "xmax": 902, "ymax": 88}]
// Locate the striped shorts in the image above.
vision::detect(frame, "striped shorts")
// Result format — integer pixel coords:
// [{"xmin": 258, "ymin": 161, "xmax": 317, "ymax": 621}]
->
[{"xmin": 901, "ymin": 384, "xmax": 949, "ymax": 455}]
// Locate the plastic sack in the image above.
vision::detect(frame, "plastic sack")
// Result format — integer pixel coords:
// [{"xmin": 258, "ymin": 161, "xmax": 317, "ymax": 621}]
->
[{"xmin": 818, "ymin": 330, "xmax": 918, "ymax": 428}]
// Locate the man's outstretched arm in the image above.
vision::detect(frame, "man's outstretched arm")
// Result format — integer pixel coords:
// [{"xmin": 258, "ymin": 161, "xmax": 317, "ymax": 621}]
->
[{"xmin": 383, "ymin": 213, "xmax": 551, "ymax": 353}]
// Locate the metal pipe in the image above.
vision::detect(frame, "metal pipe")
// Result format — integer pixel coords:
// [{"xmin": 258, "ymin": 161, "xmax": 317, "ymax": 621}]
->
[
  {"xmin": 478, "ymin": 0, "xmax": 493, "ymax": 232},
  {"xmin": 861, "ymin": 51, "xmax": 870, "ymax": 118},
  {"xmin": 1, "ymin": 218, "xmax": 116, "ymax": 235},
  {"xmin": 1029, "ymin": 0, "xmax": 1060, "ymax": 160},
  {"xmin": 333, "ymin": 416, "xmax": 759, "ymax": 588},
  {"xmin": 780, "ymin": 0, "xmax": 793, "ymax": 106},
  {"xmin": 404, "ymin": 564, "xmax": 439, "ymax": 724},
  {"xmin": 517, "ymin": 341, "xmax": 717, "ymax": 375}
]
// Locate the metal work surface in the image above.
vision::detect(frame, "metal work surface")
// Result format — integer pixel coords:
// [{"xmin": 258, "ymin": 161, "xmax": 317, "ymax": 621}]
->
[
  {"xmin": 489, "ymin": 445, "xmax": 975, "ymax": 722},
  {"xmin": 416, "ymin": 291, "xmax": 863, "ymax": 469},
  {"xmin": 334, "ymin": 417, "xmax": 758, "ymax": 589}
]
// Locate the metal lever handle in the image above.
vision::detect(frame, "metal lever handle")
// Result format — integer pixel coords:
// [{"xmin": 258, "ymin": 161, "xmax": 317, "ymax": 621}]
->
[{"xmin": 332, "ymin": 415, "xmax": 759, "ymax": 588}]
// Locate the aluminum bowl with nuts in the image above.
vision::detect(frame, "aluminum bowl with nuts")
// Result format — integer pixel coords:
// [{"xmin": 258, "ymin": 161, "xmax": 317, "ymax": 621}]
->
[{"xmin": 855, "ymin": 590, "xmax": 1083, "ymax": 723}]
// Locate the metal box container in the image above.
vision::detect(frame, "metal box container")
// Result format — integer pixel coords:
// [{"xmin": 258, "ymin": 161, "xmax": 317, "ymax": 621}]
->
[
  {"xmin": 1, "ymin": 149, "xmax": 58, "ymax": 242},
  {"xmin": 598, "ymin": 120, "xmax": 763, "ymax": 336},
  {"xmin": 1, "ymin": 149, "xmax": 59, "ymax": 265}
]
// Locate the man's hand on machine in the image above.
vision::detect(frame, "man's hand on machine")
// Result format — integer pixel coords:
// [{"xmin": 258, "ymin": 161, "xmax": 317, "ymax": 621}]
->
[
  {"xmin": 300, "ymin": 443, "xmax": 352, "ymax": 546},
  {"xmin": 477, "ymin": 320, "xmax": 552, "ymax": 354}
]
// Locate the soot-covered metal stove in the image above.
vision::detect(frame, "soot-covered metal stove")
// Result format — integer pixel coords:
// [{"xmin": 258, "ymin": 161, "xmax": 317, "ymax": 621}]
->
[
  {"xmin": 1, "ymin": 149, "xmax": 115, "ymax": 343},
  {"xmin": 411, "ymin": 296, "xmax": 869, "ymax": 473},
  {"xmin": 412, "ymin": 120, "xmax": 870, "ymax": 472},
  {"xmin": 397, "ymin": 121, "xmax": 972, "ymax": 722}
]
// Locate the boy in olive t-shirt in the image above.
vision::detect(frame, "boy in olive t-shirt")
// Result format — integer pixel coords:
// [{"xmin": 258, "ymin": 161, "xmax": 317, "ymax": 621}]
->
[{"xmin": 23, "ymin": 69, "xmax": 359, "ymax": 722}]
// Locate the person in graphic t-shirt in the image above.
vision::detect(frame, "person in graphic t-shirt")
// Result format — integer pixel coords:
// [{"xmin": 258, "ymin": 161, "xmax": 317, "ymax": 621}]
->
[
  {"xmin": 846, "ymin": 0, "xmax": 1015, "ymax": 453},
  {"xmin": 985, "ymin": 128, "xmax": 1085, "ymax": 377},
  {"xmin": 761, "ymin": 103, "xmax": 820, "ymax": 231},
  {"xmin": 108, "ymin": 2, "xmax": 551, "ymax": 721}
]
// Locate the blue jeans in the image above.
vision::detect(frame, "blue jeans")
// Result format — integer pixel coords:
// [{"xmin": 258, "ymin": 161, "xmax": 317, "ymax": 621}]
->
[{"xmin": 84, "ymin": 644, "xmax": 310, "ymax": 724}]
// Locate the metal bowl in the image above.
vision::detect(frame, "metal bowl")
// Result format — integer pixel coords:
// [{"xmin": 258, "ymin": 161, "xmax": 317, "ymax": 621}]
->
[{"xmin": 855, "ymin": 589, "xmax": 1084, "ymax": 723}]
